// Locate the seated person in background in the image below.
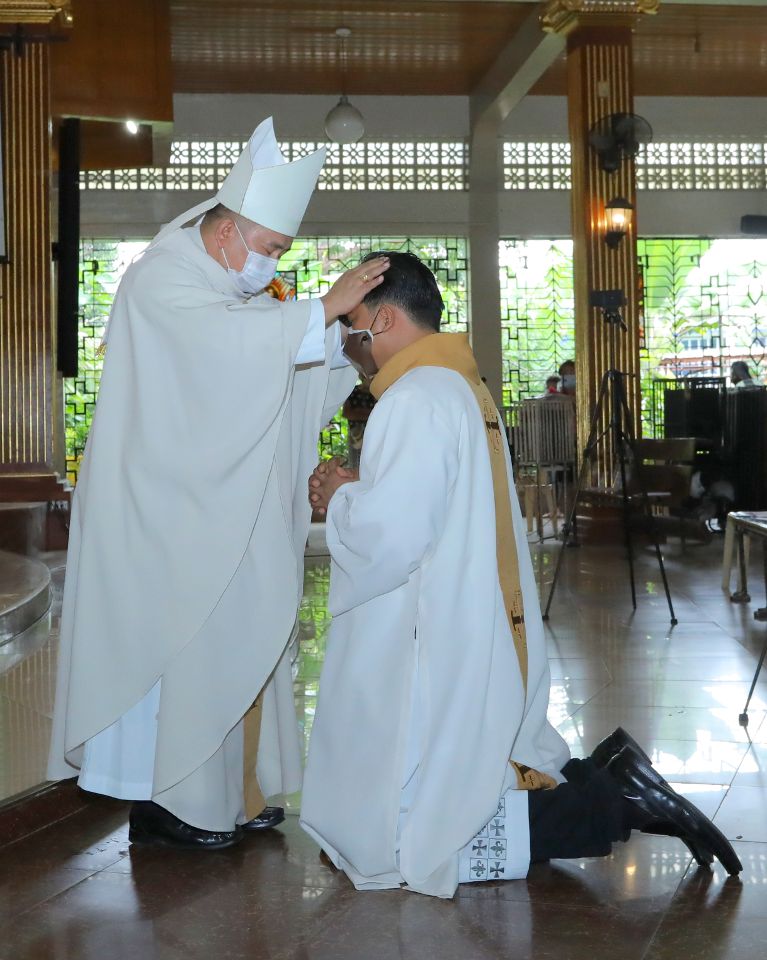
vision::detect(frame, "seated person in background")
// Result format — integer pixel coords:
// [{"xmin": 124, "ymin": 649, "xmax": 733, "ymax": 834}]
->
[
  {"xmin": 559, "ymin": 358, "xmax": 576, "ymax": 396},
  {"xmin": 540, "ymin": 374, "xmax": 561, "ymax": 397},
  {"xmin": 300, "ymin": 251, "xmax": 741, "ymax": 899},
  {"xmin": 689, "ymin": 455, "xmax": 736, "ymax": 533},
  {"xmin": 730, "ymin": 360, "xmax": 759, "ymax": 389}
]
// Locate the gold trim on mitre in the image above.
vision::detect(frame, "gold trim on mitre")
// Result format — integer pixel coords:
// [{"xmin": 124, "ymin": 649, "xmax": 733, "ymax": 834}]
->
[
  {"xmin": 541, "ymin": 0, "xmax": 660, "ymax": 34},
  {"xmin": 0, "ymin": 0, "xmax": 72, "ymax": 24}
]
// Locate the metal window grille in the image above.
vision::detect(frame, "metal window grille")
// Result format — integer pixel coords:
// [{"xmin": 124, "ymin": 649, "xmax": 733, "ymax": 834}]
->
[
  {"xmin": 503, "ymin": 141, "xmax": 767, "ymax": 191},
  {"xmin": 81, "ymin": 139, "xmax": 767, "ymax": 194},
  {"xmin": 81, "ymin": 140, "xmax": 469, "ymax": 193},
  {"xmin": 65, "ymin": 235, "xmax": 469, "ymax": 481},
  {"xmin": 639, "ymin": 238, "xmax": 767, "ymax": 434},
  {"xmin": 500, "ymin": 238, "xmax": 767, "ymax": 437},
  {"xmin": 500, "ymin": 239, "xmax": 576, "ymax": 407}
]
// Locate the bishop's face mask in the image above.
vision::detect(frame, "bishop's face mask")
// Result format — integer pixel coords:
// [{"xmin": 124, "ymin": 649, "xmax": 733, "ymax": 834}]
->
[
  {"xmin": 342, "ymin": 310, "xmax": 385, "ymax": 380},
  {"xmin": 221, "ymin": 221, "xmax": 279, "ymax": 296}
]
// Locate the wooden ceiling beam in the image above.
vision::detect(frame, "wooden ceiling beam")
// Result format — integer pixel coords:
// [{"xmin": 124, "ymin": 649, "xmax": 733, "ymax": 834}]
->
[{"xmin": 470, "ymin": 3, "xmax": 567, "ymax": 126}]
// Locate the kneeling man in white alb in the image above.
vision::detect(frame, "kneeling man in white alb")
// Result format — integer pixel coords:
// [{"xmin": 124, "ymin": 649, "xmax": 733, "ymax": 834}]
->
[{"xmin": 300, "ymin": 251, "xmax": 741, "ymax": 897}]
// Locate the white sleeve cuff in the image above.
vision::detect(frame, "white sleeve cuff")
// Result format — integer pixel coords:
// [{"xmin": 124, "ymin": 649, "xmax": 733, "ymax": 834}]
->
[{"xmin": 294, "ymin": 299, "xmax": 327, "ymax": 366}]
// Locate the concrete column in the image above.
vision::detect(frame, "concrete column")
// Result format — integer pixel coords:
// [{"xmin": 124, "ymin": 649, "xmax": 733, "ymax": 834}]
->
[
  {"xmin": 468, "ymin": 113, "xmax": 504, "ymax": 407},
  {"xmin": 468, "ymin": 6, "xmax": 568, "ymax": 408}
]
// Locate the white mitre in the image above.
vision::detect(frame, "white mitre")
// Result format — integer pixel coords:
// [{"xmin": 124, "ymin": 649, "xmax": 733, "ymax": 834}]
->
[
  {"xmin": 151, "ymin": 117, "xmax": 326, "ymax": 247},
  {"xmin": 98, "ymin": 119, "xmax": 325, "ymax": 347},
  {"xmin": 216, "ymin": 118, "xmax": 325, "ymax": 235}
]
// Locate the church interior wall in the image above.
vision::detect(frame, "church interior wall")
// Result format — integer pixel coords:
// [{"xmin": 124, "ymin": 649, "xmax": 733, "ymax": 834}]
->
[
  {"xmin": 81, "ymin": 187, "xmax": 767, "ymax": 244},
  {"xmin": 171, "ymin": 93, "xmax": 767, "ymax": 145},
  {"xmin": 80, "ymin": 92, "xmax": 767, "ymax": 241}
]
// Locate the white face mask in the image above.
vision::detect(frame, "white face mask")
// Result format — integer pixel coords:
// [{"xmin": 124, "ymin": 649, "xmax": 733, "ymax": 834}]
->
[
  {"xmin": 220, "ymin": 221, "xmax": 279, "ymax": 296},
  {"xmin": 342, "ymin": 310, "xmax": 385, "ymax": 380}
]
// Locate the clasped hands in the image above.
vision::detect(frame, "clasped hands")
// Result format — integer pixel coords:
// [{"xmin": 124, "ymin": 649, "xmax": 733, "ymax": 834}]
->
[{"xmin": 308, "ymin": 457, "xmax": 358, "ymax": 516}]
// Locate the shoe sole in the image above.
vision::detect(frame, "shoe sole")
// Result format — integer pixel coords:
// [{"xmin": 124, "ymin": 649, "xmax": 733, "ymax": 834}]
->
[
  {"xmin": 672, "ymin": 792, "xmax": 742, "ymax": 875},
  {"xmin": 128, "ymin": 826, "xmax": 242, "ymax": 850},
  {"xmin": 241, "ymin": 814, "xmax": 286, "ymax": 833},
  {"xmin": 642, "ymin": 824, "xmax": 715, "ymax": 868}
]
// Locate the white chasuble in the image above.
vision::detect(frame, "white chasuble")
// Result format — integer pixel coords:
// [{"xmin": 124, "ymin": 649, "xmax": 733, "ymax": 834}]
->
[
  {"xmin": 48, "ymin": 225, "xmax": 356, "ymax": 830},
  {"xmin": 300, "ymin": 335, "xmax": 570, "ymax": 898}
]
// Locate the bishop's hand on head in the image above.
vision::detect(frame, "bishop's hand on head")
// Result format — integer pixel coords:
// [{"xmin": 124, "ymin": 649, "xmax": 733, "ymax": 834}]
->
[
  {"xmin": 320, "ymin": 257, "xmax": 390, "ymax": 327},
  {"xmin": 309, "ymin": 458, "xmax": 358, "ymax": 515}
]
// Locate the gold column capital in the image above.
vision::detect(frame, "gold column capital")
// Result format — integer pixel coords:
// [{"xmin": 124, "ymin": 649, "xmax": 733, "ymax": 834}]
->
[
  {"xmin": 0, "ymin": 0, "xmax": 72, "ymax": 25},
  {"xmin": 541, "ymin": 0, "xmax": 659, "ymax": 35}
]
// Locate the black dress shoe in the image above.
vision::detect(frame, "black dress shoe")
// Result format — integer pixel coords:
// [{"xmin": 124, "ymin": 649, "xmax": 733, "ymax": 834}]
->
[
  {"xmin": 592, "ymin": 727, "xmax": 653, "ymax": 770},
  {"xmin": 241, "ymin": 806, "xmax": 285, "ymax": 832},
  {"xmin": 607, "ymin": 746, "xmax": 742, "ymax": 876},
  {"xmin": 129, "ymin": 801, "xmax": 242, "ymax": 850}
]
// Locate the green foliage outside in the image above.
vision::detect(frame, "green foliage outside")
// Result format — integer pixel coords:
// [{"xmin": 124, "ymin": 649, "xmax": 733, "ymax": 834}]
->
[
  {"xmin": 500, "ymin": 239, "xmax": 575, "ymax": 408},
  {"xmin": 499, "ymin": 237, "xmax": 767, "ymax": 434},
  {"xmin": 65, "ymin": 236, "xmax": 468, "ymax": 480},
  {"xmin": 65, "ymin": 236, "xmax": 767, "ymax": 480},
  {"xmin": 64, "ymin": 240, "xmax": 144, "ymax": 483}
]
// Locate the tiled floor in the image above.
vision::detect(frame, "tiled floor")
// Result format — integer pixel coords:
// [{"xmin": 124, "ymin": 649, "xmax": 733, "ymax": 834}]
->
[
  {"xmin": 1, "ymin": 534, "xmax": 767, "ymax": 959},
  {"xmin": 0, "ymin": 552, "xmax": 64, "ymax": 804}
]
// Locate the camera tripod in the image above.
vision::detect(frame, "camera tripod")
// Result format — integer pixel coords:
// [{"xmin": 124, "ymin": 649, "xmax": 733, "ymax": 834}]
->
[{"xmin": 542, "ymin": 306, "xmax": 677, "ymax": 625}]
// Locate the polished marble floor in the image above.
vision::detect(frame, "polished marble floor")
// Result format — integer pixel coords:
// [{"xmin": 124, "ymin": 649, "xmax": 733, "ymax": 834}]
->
[
  {"xmin": 0, "ymin": 552, "xmax": 64, "ymax": 804},
  {"xmin": 1, "ymin": 534, "xmax": 767, "ymax": 959}
]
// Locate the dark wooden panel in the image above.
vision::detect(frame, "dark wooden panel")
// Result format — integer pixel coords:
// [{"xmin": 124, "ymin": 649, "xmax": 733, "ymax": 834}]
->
[
  {"xmin": 51, "ymin": 0, "xmax": 173, "ymax": 121},
  {"xmin": 52, "ymin": 119, "xmax": 153, "ymax": 171},
  {"xmin": 79, "ymin": 120, "xmax": 153, "ymax": 171}
]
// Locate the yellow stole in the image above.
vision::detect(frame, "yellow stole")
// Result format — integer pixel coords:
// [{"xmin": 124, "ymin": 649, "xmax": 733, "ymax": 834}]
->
[{"xmin": 371, "ymin": 333, "xmax": 556, "ymax": 792}]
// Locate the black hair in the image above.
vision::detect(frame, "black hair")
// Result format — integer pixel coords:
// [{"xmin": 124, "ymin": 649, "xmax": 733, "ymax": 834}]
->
[
  {"xmin": 201, "ymin": 203, "xmax": 234, "ymax": 225},
  {"xmin": 360, "ymin": 251, "xmax": 444, "ymax": 331}
]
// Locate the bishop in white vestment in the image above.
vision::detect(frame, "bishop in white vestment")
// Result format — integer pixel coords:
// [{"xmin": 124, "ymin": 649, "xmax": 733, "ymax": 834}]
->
[
  {"xmin": 47, "ymin": 118, "xmax": 388, "ymax": 848},
  {"xmin": 300, "ymin": 252, "xmax": 742, "ymax": 896}
]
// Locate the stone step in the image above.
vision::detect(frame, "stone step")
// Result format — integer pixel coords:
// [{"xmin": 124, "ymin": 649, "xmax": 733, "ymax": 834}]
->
[
  {"xmin": 0, "ymin": 550, "xmax": 51, "ymax": 647},
  {"xmin": 0, "ymin": 503, "xmax": 47, "ymax": 556}
]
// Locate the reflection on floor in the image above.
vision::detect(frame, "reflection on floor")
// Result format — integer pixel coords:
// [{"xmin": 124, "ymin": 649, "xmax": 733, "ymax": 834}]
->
[
  {"xmin": 1, "ymin": 536, "xmax": 766, "ymax": 958},
  {"xmin": 0, "ymin": 552, "xmax": 64, "ymax": 804}
]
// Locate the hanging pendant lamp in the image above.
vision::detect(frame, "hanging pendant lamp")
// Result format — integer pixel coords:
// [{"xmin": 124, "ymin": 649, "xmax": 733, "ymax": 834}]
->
[{"xmin": 325, "ymin": 27, "xmax": 365, "ymax": 144}]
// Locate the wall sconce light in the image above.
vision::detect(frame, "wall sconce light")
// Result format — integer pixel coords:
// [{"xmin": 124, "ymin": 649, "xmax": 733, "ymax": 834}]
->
[{"xmin": 604, "ymin": 197, "xmax": 634, "ymax": 249}]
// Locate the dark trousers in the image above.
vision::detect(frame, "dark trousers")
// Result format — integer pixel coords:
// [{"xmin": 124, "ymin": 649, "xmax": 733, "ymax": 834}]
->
[{"xmin": 528, "ymin": 758, "xmax": 639, "ymax": 862}]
